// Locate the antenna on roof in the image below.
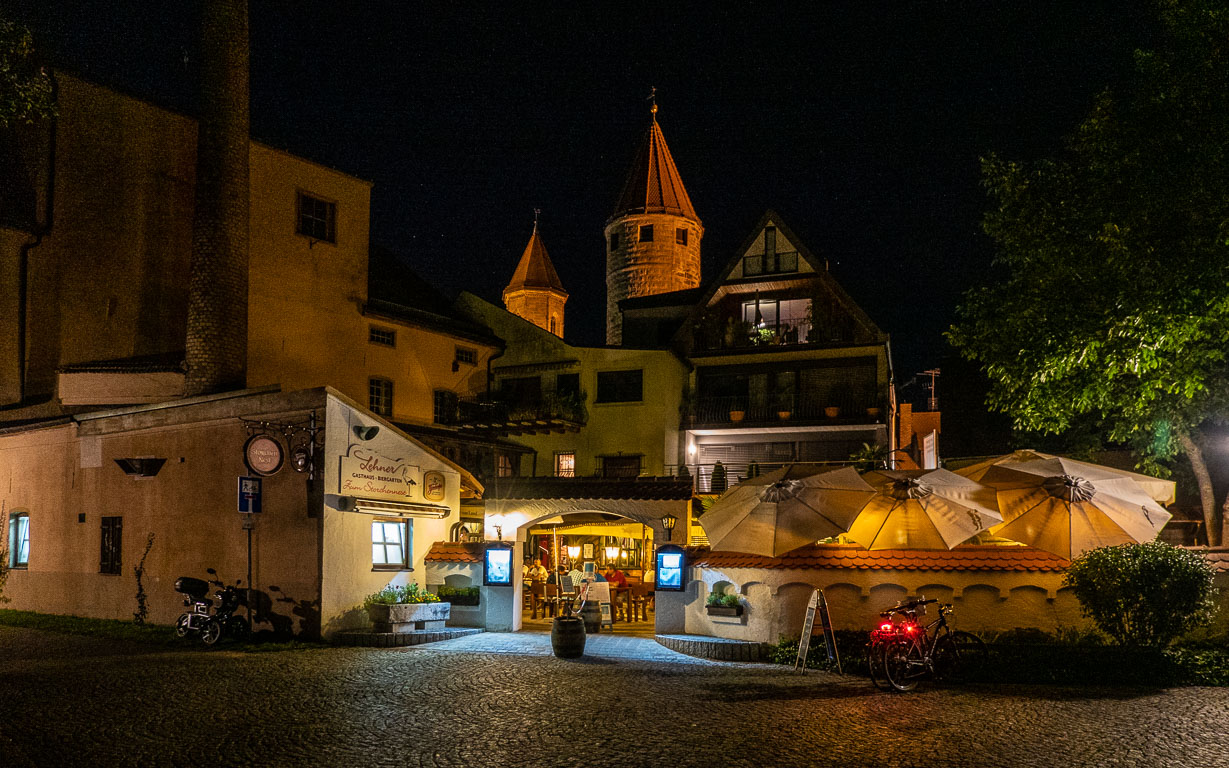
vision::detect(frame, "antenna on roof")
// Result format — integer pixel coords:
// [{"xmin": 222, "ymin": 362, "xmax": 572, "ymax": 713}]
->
[
  {"xmin": 918, "ymin": 369, "xmax": 941, "ymax": 411},
  {"xmin": 647, "ymin": 86, "xmax": 657, "ymax": 119}
]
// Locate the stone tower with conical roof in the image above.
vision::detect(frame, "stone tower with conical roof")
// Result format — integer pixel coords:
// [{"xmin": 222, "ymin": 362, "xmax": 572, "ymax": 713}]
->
[
  {"xmin": 503, "ymin": 220, "xmax": 568, "ymax": 338},
  {"xmin": 604, "ymin": 100, "xmax": 703, "ymax": 345}
]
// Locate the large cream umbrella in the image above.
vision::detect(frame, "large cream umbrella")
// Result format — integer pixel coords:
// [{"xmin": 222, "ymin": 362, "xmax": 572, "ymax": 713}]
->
[
  {"xmin": 846, "ymin": 469, "xmax": 1003, "ymax": 550},
  {"xmin": 956, "ymin": 450, "xmax": 1176, "ymax": 505},
  {"xmin": 977, "ymin": 457, "xmax": 1173, "ymax": 560},
  {"xmin": 700, "ymin": 465, "xmax": 877, "ymax": 557}
]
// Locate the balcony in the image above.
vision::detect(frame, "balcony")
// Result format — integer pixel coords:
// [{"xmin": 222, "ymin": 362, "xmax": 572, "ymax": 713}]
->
[
  {"xmin": 665, "ymin": 460, "xmax": 855, "ymax": 494},
  {"xmin": 443, "ymin": 393, "xmax": 587, "ymax": 436},
  {"xmin": 688, "ymin": 391, "xmax": 884, "ymax": 429}
]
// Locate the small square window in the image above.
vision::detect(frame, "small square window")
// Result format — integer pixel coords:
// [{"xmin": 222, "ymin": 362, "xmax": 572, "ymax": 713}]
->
[
  {"xmin": 638, "ymin": 224, "xmax": 654, "ymax": 242},
  {"xmin": 497, "ymin": 454, "xmax": 514, "ymax": 478},
  {"xmin": 609, "ymin": 232, "xmax": 620, "ymax": 251},
  {"xmin": 555, "ymin": 452, "xmax": 575, "ymax": 478},
  {"xmin": 595, "ymin": 369, "xmax": 643, "ymax": 403},
  {"xmin": 296, "ymin": 192, "xmax": 336, "ymax": 243},
  {"xmin": 369, "ymin": 327, "xmax": 396, "ymax": 347},
  {"xmin": 676, "ymin": 228, "xmax": 688, "ymax": 246},
  {"xmin": 455, "ymin": 347, "xmax": 476, "ymax": 366},
  {"xmin": 369, "ymin": 378, "xmax": 393, "ymax": 416},
  {"xmin": 372, "ymin": 519, "xmax": 411, "ymax": 570}
]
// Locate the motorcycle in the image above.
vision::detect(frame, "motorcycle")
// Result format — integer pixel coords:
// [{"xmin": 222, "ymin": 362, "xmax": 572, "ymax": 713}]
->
[{"xmin": 174, "ymin": 569, "xmax": 250, "ymax": 645}]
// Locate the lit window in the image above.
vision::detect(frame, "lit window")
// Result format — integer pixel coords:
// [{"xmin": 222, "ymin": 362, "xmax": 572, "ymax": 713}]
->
[
  {"xmin": 676, "ymin": 228, "xmax": 688, "ymax": 245},
  {"xmin": 296, "ymin": 192, "xmax": 336, "ymax": 243},
  {"xmin": 8, "ymin": 511, "xmax": 29, "ymax": 569},
  {"xmin": 455, "ymin": 347, "xmax": 477, "ymax": 366},
  {"xmin": 555, "ymin": 452, "xmax": 575, "ymax": 478},
  {"xmin": 372, "ymin": 519, "xmax": 411, "ymax": 569},
  {"xmin": 100, "ymin": 516, "xmax": 122, "ymax": 575},
  {"xmin": 497, "ymin": 454, "xmax": 514, "ymax": 477},
  {"xmin": 369, "ymin": 378, "xmax": 393, "ymax": 416},
  {"xmin": 638, "ymin": 224, "xmax": 654, "ymax": 242},
  {"xmin": 369, "ymin": 327, "xmax": 396, "ymax": 347},
  {"xmin": 609, "ymin": 232, "xmax": 620, "ymax": 251}
]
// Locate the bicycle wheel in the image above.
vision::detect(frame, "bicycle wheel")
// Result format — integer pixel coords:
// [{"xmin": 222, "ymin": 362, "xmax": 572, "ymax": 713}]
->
[
  {"xmin": 933, "ymin": 630, "xmax": 987, "ymax": 682},
  {"xmin": 882, "ymin": 638, "xmax": 921, "ymax": 692},
  {"xmin": 867, "ymin": 641, "xmax": 892, "ymax": 691}
]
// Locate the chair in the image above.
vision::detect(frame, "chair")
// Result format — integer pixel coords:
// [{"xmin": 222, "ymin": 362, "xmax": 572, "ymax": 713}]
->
[
  {"xmin": 542, "ymin": 583, "xmax": 562, "ymax": 618},
  {"xmin": 630, "ymin": 583, "xmax": 652, "ymax": 622}
]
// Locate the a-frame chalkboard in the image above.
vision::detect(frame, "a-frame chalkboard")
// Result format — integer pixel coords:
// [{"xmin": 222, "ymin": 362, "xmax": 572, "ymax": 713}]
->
[{"xmin": 794, "ymin": 589, "xmax": 841, "ymax": 674}]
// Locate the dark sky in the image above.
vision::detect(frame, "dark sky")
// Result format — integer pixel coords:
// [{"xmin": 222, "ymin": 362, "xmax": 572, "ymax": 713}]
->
[{"xmin": 10, "ymin": 1, "xmax": 1152, "ymax": 453}]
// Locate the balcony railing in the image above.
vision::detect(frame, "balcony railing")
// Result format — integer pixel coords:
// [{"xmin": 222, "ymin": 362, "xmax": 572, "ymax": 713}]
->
[
  {"xmin": 444, "ymin": 393, "xmax": 587, "ymax": 435},
  {"xmin": 665, "ymin": 460, "xmax": 855, "ymax": 494},
  {"xmin": 689, "ymin": 391, "xmax": 884, "ymax": 428},
  {"xmin": 693, "ymin": 320, "xmax": 818, "ymax": 352}
]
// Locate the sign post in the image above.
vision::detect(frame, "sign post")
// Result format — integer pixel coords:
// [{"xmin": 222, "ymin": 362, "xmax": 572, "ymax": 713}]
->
[
  {"xmin": 238, "ymin": 476, "xmax": 262, "ymax": 514},
  {"xmin": 794, "ymin": 589, "xmax": 841, "ymax": 674}
]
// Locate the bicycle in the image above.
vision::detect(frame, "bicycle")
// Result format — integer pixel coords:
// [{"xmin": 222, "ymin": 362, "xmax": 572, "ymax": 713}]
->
[
  {"xmin": 880, "ymin": 598, "xmax": 987, "ymax": 692},
  {"xmin": 866, "ymin": 602, "xmax": 915, "ymax": 690}
]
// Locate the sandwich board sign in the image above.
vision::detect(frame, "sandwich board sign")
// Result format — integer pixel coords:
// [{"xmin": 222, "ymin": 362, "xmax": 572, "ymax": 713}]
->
[{"xmin": 794, "ymin": 589, "xmax": 841, "ymax": 673}]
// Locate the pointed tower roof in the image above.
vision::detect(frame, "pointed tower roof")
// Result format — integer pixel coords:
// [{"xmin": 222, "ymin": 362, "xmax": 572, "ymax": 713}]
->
[
  {"xmin": 610, "ymin": 104, "xmax": 700, "ymax": 224},
  {"xmin": 504, "ymin": 223, "xmax": 567, "ymax": 296}
]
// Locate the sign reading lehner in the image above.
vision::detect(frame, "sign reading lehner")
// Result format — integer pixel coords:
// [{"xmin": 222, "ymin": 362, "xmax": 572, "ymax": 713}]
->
[{"xmin": 339, "ymin": 447, "xmax": 420, "ymax": 502}]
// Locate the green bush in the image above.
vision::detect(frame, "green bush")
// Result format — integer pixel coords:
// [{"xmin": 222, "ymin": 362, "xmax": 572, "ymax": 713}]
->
[
  {"xmin": 1063, "ymin": 542, "xmax": 1219, "ymax": 647},
  {"xmin": 705, "ymin": 592, "xmax": 741, "ymax": 608}
]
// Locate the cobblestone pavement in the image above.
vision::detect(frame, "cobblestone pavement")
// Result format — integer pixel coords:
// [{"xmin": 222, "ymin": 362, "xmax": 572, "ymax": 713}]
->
[{"xmin": 2, "ymin": 626, "xmax": 1228, "ymax": 768}]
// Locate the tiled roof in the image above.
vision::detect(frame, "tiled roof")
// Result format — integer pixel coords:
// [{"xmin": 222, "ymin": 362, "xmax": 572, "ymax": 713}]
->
[
  {"xmin": 424, "ymin": 541, "xmax": 485, "ymax": 564},
  {"xmin": 618, "ymin": 287, "xmax": 706, "ymax": 310},
  {"xmin": 688, "ymin": 544, "xmax": 1072, "ymax": 572},
  {"xmin": 610, "ymin": 115, "xmax": 699, "ymax": 223},
  {"xmin": 485, "ymin": 476, "xmax": 694, "ymax": 501},
  {"xmin": 504, "ymin": 225, "xmax": 566, "ymax": 294}
]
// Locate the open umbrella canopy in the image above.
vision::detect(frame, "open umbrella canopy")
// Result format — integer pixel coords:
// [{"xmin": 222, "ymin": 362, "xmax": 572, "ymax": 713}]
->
[
  {"xmin": 956, "ymin": 450, "xmax": 1176, "ymax": 505},
  {"xmin": 976, "ymin": 457, "xmax": 1173, "ymax": 560},
  {"xmin": 700, "ymin": 465, "xmax": 876, "ymax": 557},
  {"xmin": 846, "ymin": 469, "xmax": 1003, "ymax": 550}
]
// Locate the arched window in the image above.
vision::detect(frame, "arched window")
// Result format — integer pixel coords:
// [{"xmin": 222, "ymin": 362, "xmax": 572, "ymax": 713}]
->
[{"xmin": 549, "ymin": 316, "xmax": 557, "ymax": 335}]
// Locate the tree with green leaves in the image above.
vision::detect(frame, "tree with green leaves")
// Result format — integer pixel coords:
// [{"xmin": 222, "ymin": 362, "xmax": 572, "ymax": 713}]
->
[
  {"xmin": 950, "ymin": 0, "xmax": 1229, "ymax": 545},
  {"xmin": 0, "ymin": 16, "xmax": 55, "ymax": 128}
]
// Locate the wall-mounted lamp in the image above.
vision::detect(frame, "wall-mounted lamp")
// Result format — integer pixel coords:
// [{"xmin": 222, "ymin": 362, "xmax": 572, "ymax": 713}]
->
[
  {"xmin": 687, "ymin": 442, "xmax": 696, "ymax": 457},
  {"xmin": 661, "ymin": 513, "xmax": 678, "ymax": 535},
  {"xmin": 353, "ymin": 424, "xmax": 380, "ymax": 441}
]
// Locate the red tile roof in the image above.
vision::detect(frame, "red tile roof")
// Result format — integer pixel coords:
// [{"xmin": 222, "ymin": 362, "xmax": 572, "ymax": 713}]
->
[
  {"xmin": 1203, "ymin": 550, "xmax": 1229, "ymax": 573},
  {"xmin": 688, "ymin": 544, "xmax": 1072, "ymax": 572},
  {"xmin": 504, "ymin": 224, "xmax": 566, "ymax": 295},
  {"xmin": 611, "ymin": 115, "xmax": 699, "ymax": 223},
  {"xmin": 424, "ymin": 541, "xmax": 485, "ymax": 564}
]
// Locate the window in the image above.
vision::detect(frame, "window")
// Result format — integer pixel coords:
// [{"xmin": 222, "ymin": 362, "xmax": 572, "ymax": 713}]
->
[
  {"xmin": 609, "ymin": 232, "xmax": 620, "ymax": 251},
  {"xmin": 369, "ymin": 377, "xmax": 393, "ymax": 416},
  {"xmin": 595, "ymin": 369, "xmax": 643, "ymax": 403},
  {"xmin": 676, "ymin": 227, "xmax": 688, "ymax": 245},
  {"xmin": 372, "ymin": 519, "xmax": 411, "ymax": 570},
  {"xmin": 743, "ymin": 226, "xmax": 798, "ymax": 275},
  {"xmin": 556, "ymin": 372, "xmax": 581, "ymax": 400},
  {"xmin": 501, "ymin": 376, "xmax": 541, "ymax": 408},
  {"xmin": 602, "ymin": 455, "xmax": 642, "ymax": 478},
  {"xmin": 549, "ymin": 316, "xmax": 558, "ymax": 335},
  {"xmin": 100, "ymin": 516, "xmax": 122, "ymax": 575},
  {"xmin": 296, "ymin": 192, "xmax": 336, "ymax": 243},
  {"xmin": 555, "ymin": 452, "xmax": 576, "ymax": 478},
  {"xmin": 496, "ymin": 454, "xmax": 514, "ymax": 478},
  {"xmin": 7, "ymin": 511, "xmax": 29, "ymax": 569},
  {"xmin": 369, "ymin": 326, "xmax": 396, "ymax": 347},
  {"xmin": 455, "ymin": 347, "xmax": 477, "ymax": 366},
  {"xmin": 433, "ymin": 389, "xmax": 458, "ymax": 424},
  {"xmin": 638, "ymin": 224, "xmax": 654, "ymax": 242}
]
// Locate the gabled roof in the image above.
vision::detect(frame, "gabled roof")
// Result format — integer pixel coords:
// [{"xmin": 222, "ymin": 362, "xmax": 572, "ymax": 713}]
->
[
  {"xmin": 610, "ymin": 113, "xmax": 700, "ymax": 224},
  {"xmin": 504, "ymin": 224, "xmax": 566, "ymax": 296}
]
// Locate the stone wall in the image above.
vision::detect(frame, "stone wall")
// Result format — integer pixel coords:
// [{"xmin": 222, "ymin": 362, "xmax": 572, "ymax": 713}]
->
[{"xmin": 604, "ymin": 212, "xmax": 702, "ymax": 345}]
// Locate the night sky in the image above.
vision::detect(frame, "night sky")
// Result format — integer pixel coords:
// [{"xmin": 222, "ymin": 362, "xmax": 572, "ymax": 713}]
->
[{"xmin": 10, "ymin": 1, "xmax": 1154, "ymax": 453}]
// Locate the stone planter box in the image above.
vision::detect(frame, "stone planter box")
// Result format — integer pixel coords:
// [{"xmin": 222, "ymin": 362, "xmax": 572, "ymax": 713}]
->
[
  {"xmin": 368, "ymin": 602, "xmax": 451, "ymax": 633},
  {"xmin": 442, "ymin": 595, "xmax": 480, "ymax": 606},
  {"xmin": 706, "ymin": 605, "xmax": 744, "ymax": 617}
]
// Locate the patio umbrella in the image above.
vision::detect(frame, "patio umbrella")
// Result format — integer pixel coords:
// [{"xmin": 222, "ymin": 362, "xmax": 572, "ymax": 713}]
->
[
  {"xmin": 956, "ymin": 450, "xmax": 1176, "ymax": 505},
  {"xmin": 974, "ymin": 457, "xmax": 1173, "ymax": 560},
  {"xmin": 846, "ymin": 469, "xmax": 1003, "ymax": 550},
  {"xmin": 700, "ymin": 465, "xmax": 877, "ymax": 557}
]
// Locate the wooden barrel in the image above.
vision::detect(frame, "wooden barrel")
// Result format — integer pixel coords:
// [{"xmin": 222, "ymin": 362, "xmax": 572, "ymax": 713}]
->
[
  {"xmin": 551, "ymin": 615, "xmax": 586, "ymax": 658},
  {"xmin": 579, "ymin": 600, "xmax": 601, "ymax": 634}
]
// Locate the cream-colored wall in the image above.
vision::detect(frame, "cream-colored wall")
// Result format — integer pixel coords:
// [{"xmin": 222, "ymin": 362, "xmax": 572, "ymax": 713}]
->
[{"xmin": 724, "ymin": 219, "xmax": 816, "ymax": 280}]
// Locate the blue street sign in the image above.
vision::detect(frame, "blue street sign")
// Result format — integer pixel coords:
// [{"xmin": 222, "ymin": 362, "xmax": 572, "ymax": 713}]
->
[{"xmin": 238, "ymin": 476, "xmax": 262, "ymax": 514}]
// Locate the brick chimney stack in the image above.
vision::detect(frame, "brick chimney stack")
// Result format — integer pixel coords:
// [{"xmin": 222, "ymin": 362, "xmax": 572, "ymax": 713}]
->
[{"xmin": 185, "ymin": 0, "xmax": 250, "ymax": 395}]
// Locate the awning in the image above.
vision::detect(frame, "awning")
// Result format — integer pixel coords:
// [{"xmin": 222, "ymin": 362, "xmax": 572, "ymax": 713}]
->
[{"xmin": 345, "ymin": 497, "xmax": 451, "ymax": 519}]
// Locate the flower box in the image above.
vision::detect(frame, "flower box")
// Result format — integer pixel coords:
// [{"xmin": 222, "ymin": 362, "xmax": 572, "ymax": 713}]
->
[
  {"xmin": 729, "ymin": 410, "xmax": 746, "ymax": 422},
  {"xmin": 706, "ymin": 605, "xmax": 744, "ymax": 617},
  {"xmin": 443, "ymin": 594, "xmax": 480, "ymax": 606},
  {"xmin": 368, "ymin": 602, "xmax": 451, "ymax": 633}
]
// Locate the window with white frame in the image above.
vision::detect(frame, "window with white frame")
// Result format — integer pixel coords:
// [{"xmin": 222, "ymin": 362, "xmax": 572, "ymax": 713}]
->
[
  {"xmin": 369, "ymin": 326, "xmax": 396, "ymax": 347},
  {"xmin": 455, "ymin": 347, "xmax": 477, "ymax": 366},
  {"xmin": 8, "ymin": 510, "xmax": 29, "ymax": 569},
  {"xmin": 296, "ymin": 192, "xmax": 336, "ymax": 243},
  {"xmin": 372, "ymin": 519, "xmax": 411, "ymax": 570}
]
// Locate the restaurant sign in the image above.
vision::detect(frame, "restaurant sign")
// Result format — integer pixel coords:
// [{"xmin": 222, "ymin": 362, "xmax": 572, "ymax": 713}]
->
[{"xmin": 339, "ymin": 447, "xmax": 420, "ymax": 503}]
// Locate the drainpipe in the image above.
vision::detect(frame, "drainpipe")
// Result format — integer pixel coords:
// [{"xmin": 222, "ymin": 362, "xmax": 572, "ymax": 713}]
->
[{"xmin": 15, "ymin": 70, "xmax": 59, "ymax": 405}]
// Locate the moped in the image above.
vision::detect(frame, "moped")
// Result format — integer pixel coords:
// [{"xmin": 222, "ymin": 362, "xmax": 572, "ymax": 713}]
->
[{"xmin": 174, "ymin": 569, "xmax": 249, "ymax": 646}]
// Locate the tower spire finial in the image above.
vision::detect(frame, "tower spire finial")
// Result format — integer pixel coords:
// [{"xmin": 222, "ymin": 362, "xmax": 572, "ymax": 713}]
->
[
  {"xmin": 533, "ymin": 207, "xmax": 540, "ymax": 231},
  {"xmin": 647, "ymin": 86, "xmax": 657, "ymax": 120}
]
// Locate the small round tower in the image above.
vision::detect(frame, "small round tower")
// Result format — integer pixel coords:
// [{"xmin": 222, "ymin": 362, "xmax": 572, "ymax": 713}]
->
[
  {"xmin": 604, "ymin": 101, "xmax": 703, "ymax": 345},
  {"xmin": 503, "ymin": 219, "xmax": 568, "ymax": 338}
]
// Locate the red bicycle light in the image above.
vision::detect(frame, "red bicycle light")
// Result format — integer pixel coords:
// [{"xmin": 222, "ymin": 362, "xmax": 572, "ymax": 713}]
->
[
  {"xmin": 880, "ymin": 623, "xmax": 892, "ymax": 632},
  {"xmin": 905, "ymin": 624, "xmax": 916, "ymax": 633}
]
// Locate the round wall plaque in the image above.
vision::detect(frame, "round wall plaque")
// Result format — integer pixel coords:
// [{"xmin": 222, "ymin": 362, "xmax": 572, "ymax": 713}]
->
[{"xmin": 244, "ymin": 434, "xmax": 285, "ymax": 476}]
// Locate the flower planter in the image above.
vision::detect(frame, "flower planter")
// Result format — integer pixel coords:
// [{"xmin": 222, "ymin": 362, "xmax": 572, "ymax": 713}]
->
[
  {"xmin": 368, "ymin": 602, "xmax": 451, "ymax": 633},
  {"xmin": 442, "ymin": 595, "xmax": 480, "ymax": 606},
  {"xmin": 776, "ymin": 410, "xmax": 791, "ymax": 421},
  {"xmin": 824, "ymin": 406, "xmax": 841, "ymax": 419},
  {"xmin": 866, "ymin": 407, "xmax": 881, "ymax": 420},
  {"xmin": 729, "ymin": 410, "xmax": 746, "ymax": 423},
  {"xmin": 706, "ymin": 605, "xmax": 744, "ymax": 617}
]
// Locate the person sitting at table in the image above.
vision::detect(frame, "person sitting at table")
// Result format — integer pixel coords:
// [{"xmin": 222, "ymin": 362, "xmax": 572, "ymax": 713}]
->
[
  {"xmin": 527, "ymin": 558, "xmax": 548, "ymax": 582},
  {"xmin": 603, "ymin": 564, "xmax": 628, "ymax": 588}
]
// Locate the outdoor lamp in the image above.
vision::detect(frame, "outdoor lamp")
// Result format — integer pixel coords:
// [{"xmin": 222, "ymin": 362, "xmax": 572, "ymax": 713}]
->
[{"xmin": 661, "ymin": 513, "xmax": 678, "ymax": 537}]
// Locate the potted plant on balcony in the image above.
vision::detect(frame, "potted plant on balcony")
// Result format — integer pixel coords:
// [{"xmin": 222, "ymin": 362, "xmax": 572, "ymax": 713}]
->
[
  {"xmin": 710, "ymin": 461, "xmax": 728, "ymax": 493},
  {"xmin": 774, "ymin": 380, "xmax": 795, "ymax": 421},
  {"xmin": 729, "ymin": 407, "xmax": 746, "ymax": 422},
  {"xmin": 705, "ymin": 592, "xmax": 744, "ymax": 617},
  {"xmin": 365, "ymin": 583, "xmax": 450, "ymax": 633}
]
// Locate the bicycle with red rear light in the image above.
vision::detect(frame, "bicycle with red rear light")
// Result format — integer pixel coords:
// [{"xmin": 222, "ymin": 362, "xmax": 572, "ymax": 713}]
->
[
  {"xmin": 866, "ymin": 601, "xmax": 919, "ymax": 690},
  {"xmin": 880, "ymin": 598, "xmax": 986, "ymax": 692}
]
